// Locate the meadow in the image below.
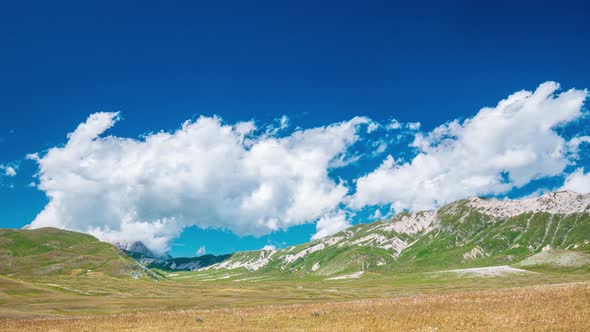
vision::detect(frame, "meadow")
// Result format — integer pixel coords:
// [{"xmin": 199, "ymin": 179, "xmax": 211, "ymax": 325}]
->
[{"xmin": 0, "ymin": 267, "xmax": 589, "ymax": 331}]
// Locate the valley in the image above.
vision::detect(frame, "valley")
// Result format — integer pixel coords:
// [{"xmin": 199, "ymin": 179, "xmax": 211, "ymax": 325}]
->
[
  {"xmin": 0, "ymin": 271, "xmax": 588, "ymax": 331},
  {"xmin": 0, "ymin": 190, "xmax": 589, "ymax": 330}
]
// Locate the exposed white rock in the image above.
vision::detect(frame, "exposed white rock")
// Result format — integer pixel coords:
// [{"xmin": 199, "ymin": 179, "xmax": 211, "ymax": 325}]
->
[
  {"xmin": 376, "ymin": 210, "xmax": 439, "ymax": 235},
  {"xmin": 343, "ymin": 230, "xmax": 355, "ymax": 237},
  {"xmin": 443, "ymin": 265, "xmax": 531, "ymax": 277},
  {"xmin": 348, "ymin": 233, "xmax": 385, "ymax": 246},
  {"xmin": 311, "ymin": 262, "xmax": 320, "ymax": 271},
  {"xmin": 467, "ymin": 191, "xmax": 590, "ymax": 218},
  {"xmin": 573, "ymin": 240, "xmax": 590, "ymax": 249},
  {"xmin": 214, "ymin": 250, "xmax": 275, "ymax": 271},
  {"xmin": 463, "ymin": 246, "xmax": 486, "ymax": 261},
  {"xmin": 340, "ymin": 233, "xmax": 408, "ymax": 255},
  {"xmin": 281, "ymin": 243, "xmax": 325, "ymax": 264},
  {"xmin": 379, "ymin": 237, "xmax": 408, "ymax": 255},
  {"xmin": 322, "ymin": 235, "xmax": 345, "ymax": 246},
  {"xmin": 325, "ymin": 271, "xmax": 364, "ymax": 280}
]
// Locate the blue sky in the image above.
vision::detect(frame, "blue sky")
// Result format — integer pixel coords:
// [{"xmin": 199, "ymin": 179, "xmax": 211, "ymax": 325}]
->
[{"xmin": 0, "ymin": 1, "xmax": 589, "ymax": 256}]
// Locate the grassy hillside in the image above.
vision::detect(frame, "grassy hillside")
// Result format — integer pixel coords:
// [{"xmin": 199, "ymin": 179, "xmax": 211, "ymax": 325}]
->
[
  {"xmin": 4, "ymin": 192, "xmax": 589, "ymax": 281},
  {"xmin": 201, "ymin": 194, "xmax": 590, "ymax": 277},
  {"xmin": 0, "ymin": 228, "xmax": 157, "ymax": 280}
]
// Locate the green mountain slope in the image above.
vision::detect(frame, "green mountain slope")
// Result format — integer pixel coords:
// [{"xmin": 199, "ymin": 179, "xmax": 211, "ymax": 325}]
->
[
  {"xmin": 0, "ymin": 227, "xmax": 159, "ymax": 280},
  {"xmin": 9, "ymin": 191, "xmax": 588, "ymax": 280},
  {"xmin": 200, "ymin": 191, "xmax": 590, "ymax": 276}
]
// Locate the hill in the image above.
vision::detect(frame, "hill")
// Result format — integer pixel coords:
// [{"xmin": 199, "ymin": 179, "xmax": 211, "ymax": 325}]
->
[
  {"xmin": 197, "ymin": 190, "xmax": 590, "ymax": 276},
  {"xmin": 0, "ymin": 227, "xmax": 159, "ymax": 280}
]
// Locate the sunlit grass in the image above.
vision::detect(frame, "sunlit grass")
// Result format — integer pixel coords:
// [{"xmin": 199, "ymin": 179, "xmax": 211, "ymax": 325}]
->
[{"xmin": 2, "ymin": 282, "xmax": 589, "ymax": 331}]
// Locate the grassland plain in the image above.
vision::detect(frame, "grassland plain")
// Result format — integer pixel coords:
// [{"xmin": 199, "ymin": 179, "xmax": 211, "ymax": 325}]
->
[
  {"xmin": 0, "ymin": 266, "xmax": 589, "ymax": 330},
  {"xmin": 1, "ymin": 281, "xmax": 589, "ymax": 331}
]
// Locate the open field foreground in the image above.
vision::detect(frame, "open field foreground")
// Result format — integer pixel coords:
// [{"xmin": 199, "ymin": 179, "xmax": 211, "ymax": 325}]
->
[{"xmin": 1, "ymin": 282, "xmax": 589, "ymax": 331}]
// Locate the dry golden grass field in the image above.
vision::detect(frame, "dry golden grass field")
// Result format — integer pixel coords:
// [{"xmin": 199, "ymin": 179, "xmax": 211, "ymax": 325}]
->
[{"xmin": 1, "ymin": 281, "xmax": 589, "ymax": 331}]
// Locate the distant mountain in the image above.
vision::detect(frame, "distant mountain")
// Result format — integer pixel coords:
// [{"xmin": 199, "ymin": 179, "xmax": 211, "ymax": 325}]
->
[
  {"xmin": 200, "ymin": 190, "xmax": 590, "ymax": 276},
  {"xmin": 119, "ymin": 241, "xmax": 231, "ymax": 271},
  {"xmin": 0, "ymin": 227, "xmax": 160, "ymax": 280},
  {"xmin": 116, "ymin": 241, "xmax": 169, "ymax": 259}
]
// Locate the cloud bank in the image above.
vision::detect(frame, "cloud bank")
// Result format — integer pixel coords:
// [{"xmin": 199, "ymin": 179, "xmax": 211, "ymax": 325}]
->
[
  {"xmin": 311, "ymin": 211, "xmax": 351, "ymax": 241},
  {"xmin": 350, "ymin": 82, "xmax": 588, "ymax": 211},
  {"xmin": 26, "ymin": 82, "xmax": 589, "ymax": 251},
  {"xmin": 561, "ymin": 168, "xmax": 590, "ymax": 193},
  {"xmin": 27, "ymin": 113, "xmax": 369, "ymax": 253}
]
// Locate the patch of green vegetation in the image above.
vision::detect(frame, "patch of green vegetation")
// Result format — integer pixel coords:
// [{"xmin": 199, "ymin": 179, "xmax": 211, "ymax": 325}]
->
[
  {"xmin": 0, "ymin": 228, "xmax": 156, "ymax": 280},
  {"xmin": 515, "ymin": 249, "xmax": 590, "ymax": 273},
  {"xmin": 205, "ymin": 207, "xmax": 590, "ymax": 278}
]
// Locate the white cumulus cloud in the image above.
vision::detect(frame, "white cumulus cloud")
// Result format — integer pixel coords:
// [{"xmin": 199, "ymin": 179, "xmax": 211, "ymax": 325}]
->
[
  {"xmin": 195, "ymin": 246, "xmax": 206, "ymax": 256},
  {"xmin": 350, "ymin": 82, "xmax": 588, "ymax": 212},
  {"xmin": 27, "ymin": 112, "xmax": 370, "ymax": 253},
  {"xmin": 24, "ymin": 81, "xmax": 590, "ymax": 252},
  {"xmin": 261, "ymin": 244, "xmax": 276, "ymax": 251},
  {"xmin": 2, "ymin": 166, "xmax": 16, "ymax": 177},
  {"xmin": 561, "ymin": 168, "xmax": 590, "ymax": 193},
  {"xmin": 311, "ymin": 211, "xmax": 351, "ymax": 240}
]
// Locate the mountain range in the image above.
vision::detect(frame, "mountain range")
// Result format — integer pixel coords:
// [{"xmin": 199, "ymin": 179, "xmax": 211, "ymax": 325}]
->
[
  {"xmin": 122, "ymin": 190, "xmax": 590, "ymax": 276},
  {"xmin": 1, "ymin": 190, "xmax": 589, "ymax": 280}
]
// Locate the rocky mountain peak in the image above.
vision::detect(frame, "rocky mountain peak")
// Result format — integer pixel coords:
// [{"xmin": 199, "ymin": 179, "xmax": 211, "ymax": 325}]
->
[{"xmin": 466, "ymin": 190, "xmax": 590, "ymax": 218}]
